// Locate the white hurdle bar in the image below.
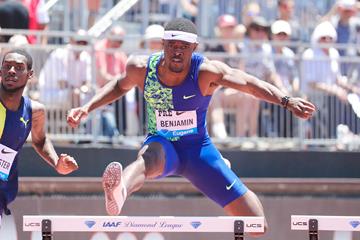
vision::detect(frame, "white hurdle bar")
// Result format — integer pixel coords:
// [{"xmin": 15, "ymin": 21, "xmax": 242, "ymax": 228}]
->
[
  {"xmin": 24, "ymin": 215, "xmax": 264, "ymax": 240},
  {"xmin": 291, "ymin": 215, "xmax": 360, "ymax": 240}
]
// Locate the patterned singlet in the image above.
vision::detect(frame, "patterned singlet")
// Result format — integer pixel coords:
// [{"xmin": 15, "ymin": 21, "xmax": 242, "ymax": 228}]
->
[
  {"xmin": 142, "ymin": 53, "xmax": 249, "ymax": 207},
  {"xmin": 143, "ymin": 52, "xmax": 211, "ymax": 142}
]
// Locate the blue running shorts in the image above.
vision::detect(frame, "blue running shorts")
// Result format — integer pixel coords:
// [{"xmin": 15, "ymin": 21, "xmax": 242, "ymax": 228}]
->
[{"xmin": 143, "ymin": 135, "xmax": 248, "ymax": 207}]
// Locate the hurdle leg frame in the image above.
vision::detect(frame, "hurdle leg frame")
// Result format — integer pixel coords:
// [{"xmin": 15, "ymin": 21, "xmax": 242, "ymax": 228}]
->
[
  {"xmin": 308, "ymin": 219, "xmax": 318, "ymax": 240},
  {"xmin": 234, "ymin": 220, "xmax": 244, "ymax": 240},
  {"xmin": 291, "ymin": 215, "xmax": 360, "ymax": 240},
  {"xmin": 41, "ymin": 219, "xmax": 52, "ymax": 240}
]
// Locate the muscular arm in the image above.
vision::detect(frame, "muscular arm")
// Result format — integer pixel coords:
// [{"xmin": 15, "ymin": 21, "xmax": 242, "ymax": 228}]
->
[
  {"xmin": 31, "ymin": 100, "xmax": 59, "ymax": 168},
  {"xmin": 200, "ymin": 59, "xmax": 287, "ymax": 105},
  {"xmin": 32, "ymin": 99, "xmax": 78, "ymax": 174},
  {"xmin": 83, "ymin": 55, "xmax": 148, "ymax": 113},
  {"xmin": 200, "ymin": 59, "xmax": 315, "ymax": 118}
]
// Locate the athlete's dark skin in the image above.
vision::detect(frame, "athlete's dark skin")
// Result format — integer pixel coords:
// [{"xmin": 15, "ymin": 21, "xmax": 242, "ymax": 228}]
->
[
  {"xmin": 0, "ymin": 52, "xmax": 78, "ymax": 174},
  {"xmin": 68, "ymin": 38, "xmax": 315, "ymax": 236}
]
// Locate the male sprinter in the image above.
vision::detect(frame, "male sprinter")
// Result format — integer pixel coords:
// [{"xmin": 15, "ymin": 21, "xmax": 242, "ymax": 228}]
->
[
  {"xmin": 0, "ymin": 49, "xmax": 78, "ymax": 227},
  {"xmin": 67, "ymin": 18, "xmax": 315, "ymax": 235}
]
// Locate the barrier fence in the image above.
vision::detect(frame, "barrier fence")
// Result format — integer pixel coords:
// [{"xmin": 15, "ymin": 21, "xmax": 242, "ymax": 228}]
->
[{"xmin": 0, "ymin": 33, "xmax": 359, "ymax": 148}]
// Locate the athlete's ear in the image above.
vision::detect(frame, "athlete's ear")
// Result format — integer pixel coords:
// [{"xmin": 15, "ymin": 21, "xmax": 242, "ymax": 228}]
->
[
  {"xmin": 27, "ymin": 70, "xmax": 34, "ymax": 79},
  {"xmin": 192, "ymin": 43, "xmax": 198, "ymax": 52}
]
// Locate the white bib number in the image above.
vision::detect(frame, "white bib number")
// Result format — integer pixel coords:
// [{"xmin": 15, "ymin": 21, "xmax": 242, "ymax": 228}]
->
[
  {"xmin": 0, "ymin": 143, "xmax": 17, "ymax": 181},
  {"xmin": 155, "ymin": 110, "xmax": 198, "ymax": 138}
]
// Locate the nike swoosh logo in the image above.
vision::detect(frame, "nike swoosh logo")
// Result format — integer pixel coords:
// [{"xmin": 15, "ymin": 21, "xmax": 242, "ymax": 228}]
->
[
  {"xmin": 226, "ymin": 179, "xmax": 237, "ymax": 190},
  {"xmin": 183, "ymin": 95, "xmax": 196, "ymax": 100},
  {"xmin": 1, "ymin": 148, "xmax": 12, "ymax": 154},
  {"xmin": 171, "ymin": 34, "xmax": 178, "ymax": 37},
  {"xmin": 176, "ymin": 111, "xmax": 186, "ymax": 116}
]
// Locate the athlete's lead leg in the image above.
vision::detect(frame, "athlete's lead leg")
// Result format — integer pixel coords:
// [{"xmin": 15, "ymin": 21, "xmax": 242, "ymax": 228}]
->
[{"xmin": 102, "ymin": 142, "xmax": 166, "ymax": 215}]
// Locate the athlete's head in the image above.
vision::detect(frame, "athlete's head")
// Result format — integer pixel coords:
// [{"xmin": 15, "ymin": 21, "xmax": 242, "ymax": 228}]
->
[
  {"xmin": 163, "ymin": 18, "xmax": 198, "ymax": 73},
  {"xmin": 1, "ymin": 49, "xmax": 33, "ymax": 93}
]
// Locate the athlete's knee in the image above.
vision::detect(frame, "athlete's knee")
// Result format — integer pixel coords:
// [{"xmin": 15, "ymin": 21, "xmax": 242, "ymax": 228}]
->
[{"xmin": 137, "ymin": 144, "xmax": 165, "ymax": 178}]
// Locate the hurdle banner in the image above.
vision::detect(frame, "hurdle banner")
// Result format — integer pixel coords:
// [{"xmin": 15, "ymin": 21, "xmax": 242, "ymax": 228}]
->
[
  {"xmin": 291, "ymin": 215, "xmax": 360, "ymax": 240},
  {"xmin": 23, "ymin": 215, "xmax": 264, "ymax": 240}
]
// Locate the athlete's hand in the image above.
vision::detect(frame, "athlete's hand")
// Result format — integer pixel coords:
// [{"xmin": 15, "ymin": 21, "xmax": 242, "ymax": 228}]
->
[
  {"xmin": 67, "ymin": 107, "xmax": 88, "ymax": 128},
  {"xmin": 55, "ymin": 154, "xmax": 79, "ymax": 175},
  {"xmin": 287, "ymin": 97, "xmax": 316, "ymax": 120}
]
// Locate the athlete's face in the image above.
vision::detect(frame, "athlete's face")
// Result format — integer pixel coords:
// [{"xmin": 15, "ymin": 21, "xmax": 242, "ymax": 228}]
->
[
  {"xmin": 0, "ymin": 53, "xmax": 33, "ymax": 93},
  {"xmin": 163, "ymin": 40, "xmax": 197, "ymax": 73}
]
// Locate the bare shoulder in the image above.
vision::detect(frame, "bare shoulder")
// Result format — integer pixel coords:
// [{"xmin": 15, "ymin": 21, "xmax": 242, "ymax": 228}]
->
[
  {"xmin": 31, "ymin": 100, "xmax": 45, "ymax": 117},
  {"xmin": 199, "ymin": 58, "xmax": 232, "ymax": 75}
]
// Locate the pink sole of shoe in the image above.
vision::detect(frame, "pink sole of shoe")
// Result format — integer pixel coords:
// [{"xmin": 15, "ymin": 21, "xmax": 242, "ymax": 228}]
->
[{"xmin": 102, "ymin": 162, "xmax": 122, "ymax": 216}]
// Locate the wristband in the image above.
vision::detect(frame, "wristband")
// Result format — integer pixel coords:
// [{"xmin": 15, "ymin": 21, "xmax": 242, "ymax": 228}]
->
[{"xmin": 281, "ymin": 96, "xmax": 290, "ymax": 109}]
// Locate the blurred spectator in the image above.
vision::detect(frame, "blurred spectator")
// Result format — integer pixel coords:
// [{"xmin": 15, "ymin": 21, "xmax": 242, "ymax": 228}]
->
[
  {"xmin": 95, "ymin": 26, "xmax": 127, "ymax": 138},
  {"xmin": 39, "ymin": 29, "xmax": 92, "ymax": 109},
  {"xmin": 271, "ymin": 20, "xmax": 299, "ymax": 93},
  {"xmin": 8, "ymin": 34, "xmax": 28, "ymax": 46},
  {"xmin": 206, "ymin": 14, "xmax": 240, "ymax": 138},
  {"xmin": 21, "ymin": 0, "xmax": 49, "ymax": 44},
  {"xmin": 87, "ymin": 0, "xmax": 101, "ymax": 28},
  {"xmin": 233, "ymin": 23, "xmax": 246, "ymax": 41},
  {"xmin": 271, "ymin": 20, "xmax": 299, "ymax": 137},
  {"xmin": 244, "ymin": 17, "xmax": 285, "ymax": 92},
  {"xmin": 0, "ymin": 0, "xmax": 29, "ymax": 42},
  {"xmin": 241, "ymin": 1, "xmax": 261, "ymax": 27},
  {"xmin": 140, "ymin": 24, "xmax": 164, "ymax": 51},
  {"xmin": 180, "ymin": 0, "xmax": 198, "ymax": 23},
  {"xmin": 96, "ymin": 26, "xmax": 127, "ymax": 87},
  {"xmin": 243, "ymin": 17, "xmax": 286, "ymax": 137},
  {"xmin": 205, "ymin": 14, "xmax": 238, "ymax": 64},
  {"xmin": 322, "ymin": 0, "xmax": 360, "ymax": 75},
  {"xmin": 301, "ymin": 21, "xmax": 350, "ymax": 137},
  {"xmin": 277, "ymin": 0, "xmax": 301, "ymax": 42},
  {"xmin": 301, "ymin": 21, "xmax": 343, "ymax": 97}
]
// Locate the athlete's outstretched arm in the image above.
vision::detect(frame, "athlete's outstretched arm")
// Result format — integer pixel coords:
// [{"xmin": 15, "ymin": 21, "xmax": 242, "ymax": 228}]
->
[
  {"xmin": 200, "ymin": 59, "xmax": 315, "ymax": 119},
  {"xmin": 67, "ymin": 55, "xmax": 148, "ymax": 128},
  {"xmin": 31, "ymin": 100, "xmax": 78, "ymax": 175}
]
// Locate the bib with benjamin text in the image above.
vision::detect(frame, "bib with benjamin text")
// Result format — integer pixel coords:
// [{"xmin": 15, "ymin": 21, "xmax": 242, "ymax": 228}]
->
[{"xmin": 155, "ymin": 110, "xmax": 198, "ymax": 138}]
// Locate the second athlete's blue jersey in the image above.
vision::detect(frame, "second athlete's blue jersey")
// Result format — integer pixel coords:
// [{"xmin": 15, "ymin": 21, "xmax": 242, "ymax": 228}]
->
[{"xmin": 0, "ymin": 96, "xmax": 32, "ymax": 206}]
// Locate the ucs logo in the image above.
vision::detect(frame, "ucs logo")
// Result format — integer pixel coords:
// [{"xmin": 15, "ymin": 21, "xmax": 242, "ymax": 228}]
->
[
  {"xmin": 190, "ymin": 221, "xmax": 201, "ymax": 229},
  {"xmin": 349, "ymin": 221, "xmax": 360, "ymax": 229},
  {"xmin": 24, "ymin": 222, "xmax": 41, "ymax": 227},
  {"xmin": 84, "ymin": 220, "xmax": 96, "ymax": 229},
  {"xmin": 246, "ymin": 223, "xmax": 262, "ymax": 228},
  {"xmin": 292, "ymin": 222, "xmax": 308, "ymax": 226}
]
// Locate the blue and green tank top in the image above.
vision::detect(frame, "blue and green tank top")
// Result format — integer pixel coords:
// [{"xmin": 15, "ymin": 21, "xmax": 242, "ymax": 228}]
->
[{"xmin": 144, "ymin": 52, "xmax": 211, "ymax": 142}]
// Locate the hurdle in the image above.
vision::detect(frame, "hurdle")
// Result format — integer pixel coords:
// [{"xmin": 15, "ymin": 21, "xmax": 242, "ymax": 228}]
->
[
  {"xmin": 23, "ymin": 215, "xmax": 264, "ymax": 240},
  {"xmin": 291, "ymin": 215, "xmax": 360, "ymax": 240}
]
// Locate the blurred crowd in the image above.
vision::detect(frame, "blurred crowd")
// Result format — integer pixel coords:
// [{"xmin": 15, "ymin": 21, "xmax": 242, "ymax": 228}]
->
[{"xmin": 0, "ymin": 0, "xmax": 359, "ymax": 145}]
